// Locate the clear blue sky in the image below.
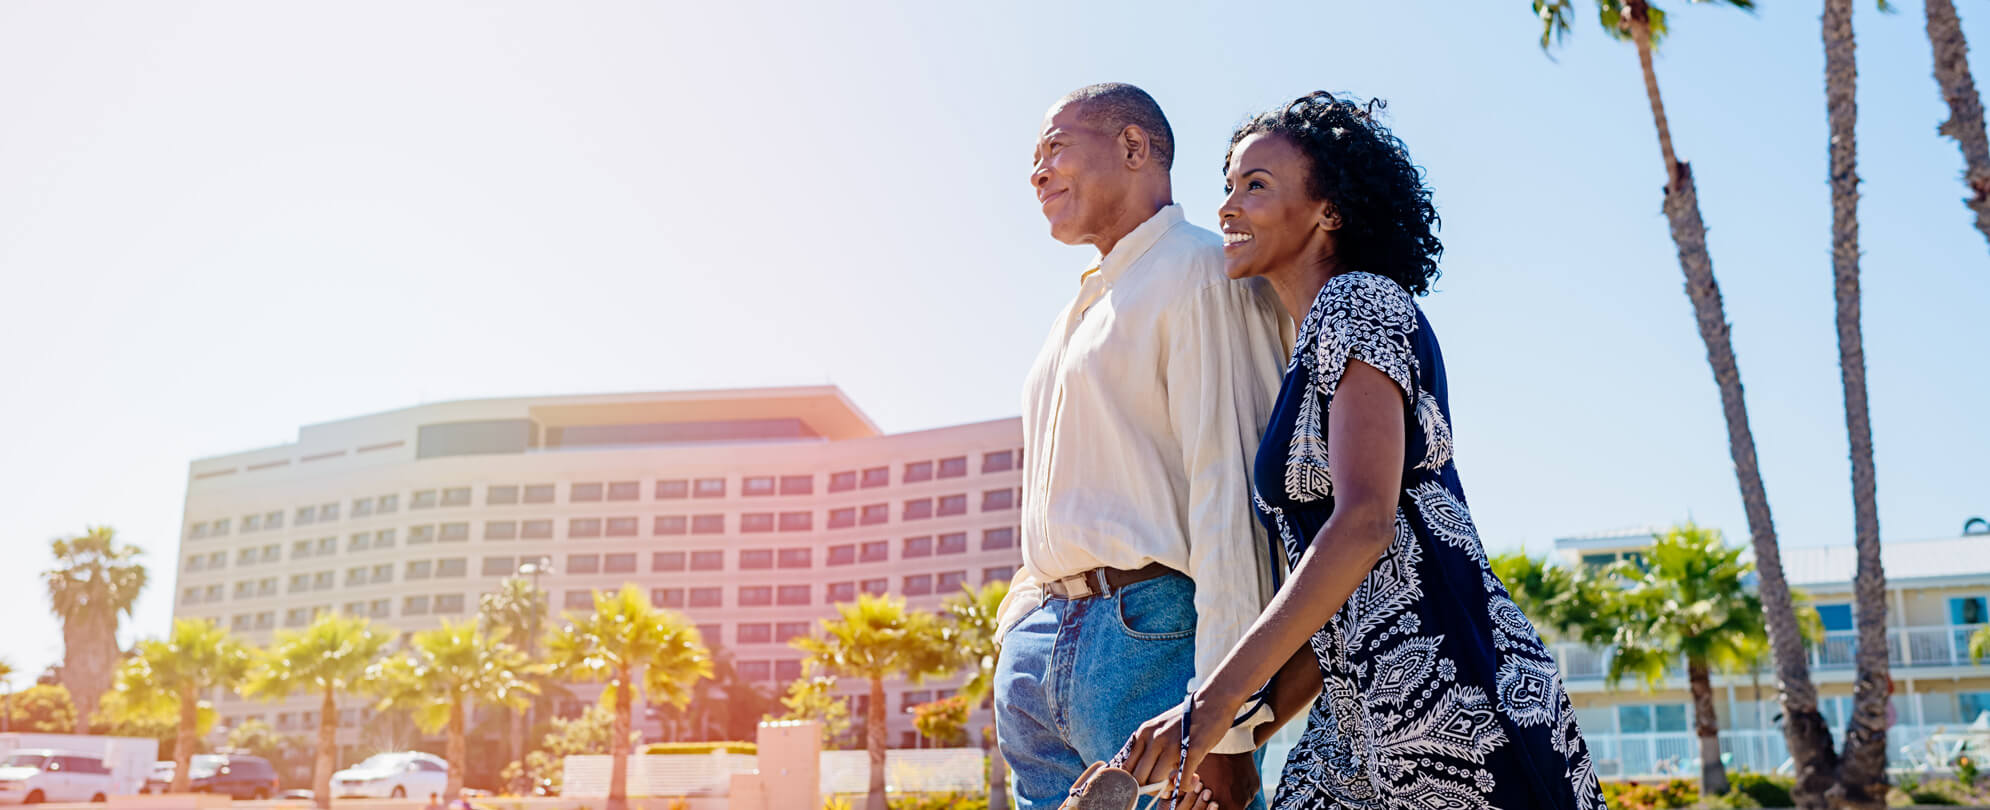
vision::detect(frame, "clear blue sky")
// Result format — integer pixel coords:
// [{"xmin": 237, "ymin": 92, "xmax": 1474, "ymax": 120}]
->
[{"xmin": 0, "ymin": 1, "xmax": 1983, "ymax": 681}]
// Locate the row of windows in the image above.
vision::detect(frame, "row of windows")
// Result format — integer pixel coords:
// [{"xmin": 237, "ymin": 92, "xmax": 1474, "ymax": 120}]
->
[
  {"xmin": 635, "ymin": 566, "xmax": 1014, "ymax": 611},
  {"xmin": 186, "ymin": 450, "xmax": 1022, "ymax": 540}
]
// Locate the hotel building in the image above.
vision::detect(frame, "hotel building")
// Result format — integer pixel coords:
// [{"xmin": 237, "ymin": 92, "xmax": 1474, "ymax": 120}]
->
[{"xmin": 169, "ymin": 387, "xmax": 1023, "ymax": 764}]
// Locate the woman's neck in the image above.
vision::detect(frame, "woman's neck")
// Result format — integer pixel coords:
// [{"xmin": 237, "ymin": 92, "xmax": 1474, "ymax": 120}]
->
[{"xmin": 1264, "ymin": 259, "xmax": 1344, "ymax": 324}]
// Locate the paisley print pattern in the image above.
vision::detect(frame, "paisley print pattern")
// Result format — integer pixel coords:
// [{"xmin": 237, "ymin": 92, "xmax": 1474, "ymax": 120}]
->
[{"xmin": 1253, "ymin": 272, "xmax": 1605, "ymax": 810}]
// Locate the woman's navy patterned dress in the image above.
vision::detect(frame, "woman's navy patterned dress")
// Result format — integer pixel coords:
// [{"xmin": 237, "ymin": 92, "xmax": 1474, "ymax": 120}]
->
[{"xmin": 1250, "ymin": 272, "xmax": 1606, "ymax": 810}]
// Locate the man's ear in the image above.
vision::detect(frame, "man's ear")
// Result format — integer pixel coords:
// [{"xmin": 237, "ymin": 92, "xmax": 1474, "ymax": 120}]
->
[{"xmin": 1119, "ymin": 125, "xmax": 1151, "ymax": 170}]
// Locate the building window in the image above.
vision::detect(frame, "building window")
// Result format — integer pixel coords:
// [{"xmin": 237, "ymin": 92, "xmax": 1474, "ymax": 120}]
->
[
  {"xmin": 1959, "ymin": 692, "xmax": 1990, "ymax": 725},
  {"xmin": 903, "ymin": 536, "xmax": 933, "ymax": 558},
  {"xmin": 441, "ymin": 487, "xmax": 472, "ymax": 507},
  {"xmin": 568, "ymin": 554, "xmax": 600, "ymax": 574},
  {"xmin": 777, "ymin": 585, "xmax": 809, "ymax": 606},
  {"xmin": 564, "ymin": 591, "xmax": 593, "ymax": 610},
  {"xmin": 376, "ymin": 494, "xmax": 399, "ymax": 513},
  {"xmin": 262, "ymin": 544, "xmax": 282, "ymax": 562},
  {"xmin": 255, "ymin": 610, "xmax": 275, "ymax": 627},
  {"xmin": 408, "ymin": 525, "xmax": 436, "ymax": 545},
  {"xmin": 937, "ymin": 494, "xmax": 967, "ymax": 517},
  {"xmin": 411, "ymin": 490, "xmax": 438, "ymax": 510},
  {"xmin": 827, "ymin": 545, "xmax": 856, "ymax": 566},
  {"xmin": 571, "ymin": 483, "xmax": 603, "ymax": 502},
  {"xmin": 775, "ymin": 622, "xmax": 810, "ymax": 643},
  {"xmin": 654, "ymin": 515, "xmax": 687, "ymax": 535},
  {"xmin": 739, "ymin": 586, "xmax": 773, "ymax": 606},
  {"xmin": 486, "ymin": 521, "xmax": 518, "ymax": 541},
  {"xmin": 284, "ymin": 608, "xmax": 311, "ymax": 627},
  {"xmin": 237, "ymin": 548, "xmax": 256, "ymax": 566},
  {"xmin": 742, "ymin": 513, "xmax": 776, "ymax": 533},
  {"xmin": 372, "ymin": 529, "xmax": 395, "ymax": 548},
  {"xmin": 903, "ymin": 499, "xmax": 933, "ymax": 521},
  {"xmin": 482, "ymin": 557, "xmax": 517, "ymax": 577},
  {"xmin": 652, "ymin": 551, "xmax": 685, "ymax": 572},
  {"xmin": 1617, "ymin": 703, "xmax": 1690, "ymax": 734},
  {"xmin": 344, "ymin": 567, "xmax": 365, "ymax": 587},
  {"xmin": 861, "ymin": 578, "xmax": 888, "ymax": 596},
  {"xmin": 243, "ymin": 514, "xmax": 262, "ymax": 532},
  {"xmin": 569, "ymin": 518, "xmax": 602, "ymax": 539},
  {"xmin": 1817, "ymin": 604, "xmax": 1854, "ymax": 633},
  {"xmin": 182, "ymin": 587, "xmax": 200, "ymax": 605},
  {"xmin": 903, "ymin": 575, "xmax": 933, "ymax": 596},
  {"xmin": 691, "ymin": 551, "xmax": 725, "ymax": 571},
  {"xmin": 829, "ymin": 471, "xmax": 857, "ymax": 492},
  {"xmin": 738, "ymin": 661, "xmax": 771, "ymax": 682},
  {"xmin": 230, "ymin": 615, "xmax": 251, "ymax": 631},
  {"xmin": 738, "ymin": 624, "xmax": 773, "ymax": 644},
  {"xmin": 367, "ymin": 601, "xmax": 388, "ymax": 619},
  {"xmin": 296, "ymin": 506, "xmax": 316, "ymax": 526},
  {"xmin": 520, "ymin": 520, "xmax": 552, "ymax": 540},
  {"xmin": 288, "ymin": 574, "xmax": 311, "ymax": 593},
  {"xmin": 860, "ymin": 503, "xmax": 890, "ymax": 525},
  {"xmin": 694, "ymin": 478, "xmax": 726, "ymax": 498},
  {"xmin": 937, "ymin": 570, "xmax": 966, "ymax": 592},
  {"xmin": 656, "ymin": 480, "xmax": 688, "ymax": 499},
  {"xmin": 982, "ymin": 527, "xmax": 1016, "ymax": 550},
  {"xmin": 904, "ymin": 461, "xmax": 933, "ymax": 483},
  {"xmin": 523, "ymin": 484, "xmax": 555, "ymax": 504},
  {"xmin": 691, "ymin": 514, "xmax": 725, "ymax": 534},
  {"xmin": 779, "ymin": 475, "xmax": 813, "ymax": 495},
  {"xmin": 370, "ymin": 564, "xmax": 392, "ymax": 584},
  {"xmin": 606, "ymin": 481, "xmax": 640, "ymax": 501},
  {"xmin": 775, "ymin": 659, "xmax": 803, "ymax": 682},
  {"xmin": 740, "ymin": 549, "xmax": 774, "ymax": 570},
  {"xmin": 860, "ymin": 541, "xmax": 889, "ymax": 563},
  {"xmin": 313, "ymin": 536, "xmax": 335, "ymax": 556},
  {"xmin": 212, "ymin": 517, "xmax": 231, "ymax": 535},
  {"xmin": 778, "ymin": 548, "xmax": 811, "ymax": 569},
  {"xmin": 827, "ymin": 582, "xmax": 857, "ymax": 603},
  {"xmin": 438, "ymin": 522, "xmax": 470, "ymax": 542},
  {"xmin": 743, "ymin": 476, "xmax": 777, "ymax": 496},
  {"xmin": 937, "ymin": 533, "xmax": 968, "ymax": 555},
  {"xmin": 187, "ymin": 555, "xmax": 204, "ymax": 572},
  {"xmin": 983, "ymin": 450, "xmax": 1014, "ymax": 473},
  {"xmin": 435, "ymin": 558, "xmax": 467, "ymax": 578},
  {"xmin": 779, "ymin": 511, "xmax": 812, "ymax": 532},
  {"xmin": 208, "ymin": 550, "xmax": 227, "ymax": 568},
  {"xmin": 689, "ymin": 587, "xmax": 722, "ymax": 608},
  {"xmin": 605, "ymin": 517, "xmax": 639, "ymax": 537},
  {"xmin": 487, "ymin": 486, "xmax": 519, "ymax": 505},
  {"xmin": 433, "ymin": 594, "xmax": 465, "ymax": 614},
  {"xmin": 603, "ymin": 553, "xmax": 636, "ymax": 574},
  {"xmin": 861, "ymin": 466, "xmax": 889, "ymax": 488},
  {"xmin": 346, "ymin": 534, "xmax": 369, "ymax": 552},
  {"xmin": 652, "ymin": 588, "xmax": 683, "ymax": 608},
  {"xmin": 405, "ymin": 560, "xmax": 433, "ymax": 580},
  {"xmin": 403, "ymin": 596, "xmax": 430, "ymax": 616},
  {"xmin": 828, "ymin": 508, "xmax": 857, "ymax": 529},
  {"xmin": 982, "ymin": 489, "xmax": 1016, "ymax": 512},
  {"xmin": 292, "ymin": 540, "xmax": 313, "ymax": 559},
  {"xmin": 1951, "ymin": 596, "xmax": 1988, "ymax": 626},
  {"xmin": 352, "ymin": 497, "xmax": 376, "ymax": 517},
  {"xmin": 233, "ymin": 581, "xmax": 253, "ymax": 599},
  {"xmin": 937, "ymin": 456, "xmax": 968, "ymax": 478},
  {"xmin": 983, "ymin": 566, "xmax": 1015, "ymax": 584}
]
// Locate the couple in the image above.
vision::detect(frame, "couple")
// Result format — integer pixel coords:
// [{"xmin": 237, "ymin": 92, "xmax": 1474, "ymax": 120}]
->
[{"xmin": 992, "ymin": 83, "xmax": 1606, "ymax": 810}]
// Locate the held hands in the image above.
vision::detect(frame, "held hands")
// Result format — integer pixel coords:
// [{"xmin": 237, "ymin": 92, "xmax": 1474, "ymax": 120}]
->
[{"xmin": 1115, "ymin": 690, "xmax": 1244, "ymax": 803}]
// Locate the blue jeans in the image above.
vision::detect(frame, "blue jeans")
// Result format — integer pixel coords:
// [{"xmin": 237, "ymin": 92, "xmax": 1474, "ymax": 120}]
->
[{"xmin": 993, "ymin": 573, "xmax": 1266, "ymax": 810}]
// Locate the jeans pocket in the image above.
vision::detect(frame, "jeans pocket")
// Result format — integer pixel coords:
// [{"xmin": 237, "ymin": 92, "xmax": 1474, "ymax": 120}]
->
[{"xmin": 1111, "ymin": 577, "xmax": 1196, "ymax": 640}]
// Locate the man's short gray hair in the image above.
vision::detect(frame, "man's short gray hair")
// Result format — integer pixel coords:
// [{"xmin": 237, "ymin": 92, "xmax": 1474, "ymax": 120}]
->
[{"xmin": 1059, "ymin": 83, "xmax": 1175, "ymax": 171}]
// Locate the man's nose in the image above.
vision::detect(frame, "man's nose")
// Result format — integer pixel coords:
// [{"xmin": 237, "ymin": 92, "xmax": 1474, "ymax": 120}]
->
[{"xmin": 1031, "ymin": 165, "xmax": 1050, "ymax": 189}]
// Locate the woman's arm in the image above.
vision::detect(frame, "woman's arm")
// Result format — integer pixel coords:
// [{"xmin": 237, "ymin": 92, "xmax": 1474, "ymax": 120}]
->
[
  {"xmin": 1254, "ymin": 645, "xmax": 1324, "ymax": 747},
  {"xmin": 1121, "ymin": 359, "xmax": 1407, "ymax": 789}
]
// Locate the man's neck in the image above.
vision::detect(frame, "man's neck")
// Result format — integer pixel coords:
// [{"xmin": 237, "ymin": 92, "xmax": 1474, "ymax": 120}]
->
[{"xmin": 1092, "ymin": 198, "xmax": 1173, "ymax": 260}]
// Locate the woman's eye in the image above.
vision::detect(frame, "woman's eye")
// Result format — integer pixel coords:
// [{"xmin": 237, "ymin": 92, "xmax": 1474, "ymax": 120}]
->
[
  {"xmin": 1249, "ymin": 180, "xmax": 1265, "ymax": 191},
  {"xmin": 1222, "ymin": 185, "xmax": 1233, "ymax": 194}
]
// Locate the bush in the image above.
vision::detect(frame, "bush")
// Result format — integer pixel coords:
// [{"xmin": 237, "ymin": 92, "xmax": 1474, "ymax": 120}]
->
[
  {"xmin": 1725, "ymin": 771, "xmax": 1794, "ymax": 808},
  {"xmin": 1908, "ymin": 786, "xmax": 1962, "ymax": 805},
  {"xmin": 1601, "ymin": 780, "xmax": 1701, "ymax": 810},
  {"xmin": 639, "ymin": 741, "xmax": 757, "ymax": 756},
  {"xmin": 886, "ymin": 794, "xmax": 988, "ymax": 810}
]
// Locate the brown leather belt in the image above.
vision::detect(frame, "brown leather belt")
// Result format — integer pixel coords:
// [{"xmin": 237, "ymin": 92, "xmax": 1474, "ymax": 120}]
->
[{"xmin": 1041, "ymin": 562, "xmax": 1176, "ymax": 600}]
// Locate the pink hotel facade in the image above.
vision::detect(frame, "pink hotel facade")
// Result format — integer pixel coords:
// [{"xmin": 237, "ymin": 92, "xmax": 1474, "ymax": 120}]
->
[{"xmin": 169, "ymin": 386, "xmax": 1023, "ymax": 750}]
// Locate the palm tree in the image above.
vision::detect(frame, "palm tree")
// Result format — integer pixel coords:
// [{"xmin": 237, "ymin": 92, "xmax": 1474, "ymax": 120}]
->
[
  {"xmin": 478, "ymin": 576, "xmax": 549, "ymax": 771},
  {"xmin": 43, "ymin": 527, "xmax": 148, "ymax": 733},
  {"xmin": 772, "ymin": 660, "xmax": 853, "ymax": 746},
  {"xmin": 1530, "ymin": 4, "xmax": 1836, "ymax": 805},
  {"xmin": 370, "ymin": 620, "xmax": 536, "ymax": 802},
  {"xmin": 1488, "ymin": 551, "xmax": 1617, "ymax": 646},
  {"xmin": 0, "ymin": 657, "xmax": 14, "ymax": 733},
  {"xmin": 791, "ymin": 593, "xmax": 956, "ymax": 810},
  {"xmin": 111, "ymin": 619, "xmax": 251, "ymax": 794},
  {"xmin": 1824, "ymin": 2, "xmax": 1892, "ymax": 807},
  {"xmin": 940, "ymin": 581, "xmax": 1010, "ymax": 810},
  {"xmin": 1923, "ymin": 0, "xmax": 1990, "ymax": 247},
  {"xmin": 242, "ymin": 613, "xmax": 395, "ymax": 809},
  {"xmin": 544, "ymin": 585, "xmax": 712, "ymax": 810}
]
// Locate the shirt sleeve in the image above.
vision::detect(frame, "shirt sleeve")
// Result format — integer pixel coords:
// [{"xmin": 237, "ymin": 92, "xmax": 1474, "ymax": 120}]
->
[{"xmin": 1164, "ymin": 277, "xmax": 1290, "ymax": 754}]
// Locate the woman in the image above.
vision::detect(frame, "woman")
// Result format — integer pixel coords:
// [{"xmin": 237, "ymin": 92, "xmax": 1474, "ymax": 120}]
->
[{"xmin": 1109, "ymin": 92, "xmax": 1605, "ymax": 810}]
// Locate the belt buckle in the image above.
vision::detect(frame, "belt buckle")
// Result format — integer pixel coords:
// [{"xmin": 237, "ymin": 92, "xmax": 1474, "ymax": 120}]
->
[{"xmin": 1056, "ymin": 572, "xmax": 1095, "ymax": 600}]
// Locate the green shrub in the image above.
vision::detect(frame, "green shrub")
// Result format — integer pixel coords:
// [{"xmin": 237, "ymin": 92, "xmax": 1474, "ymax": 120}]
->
[
  {"xmin": 638, "ymin": 741, "xmax": 757, "ymax": 756},
  {"xmin": 1602, "ymin": 779, "xmax": 1701, "ymax": 810},
  {"xmin": 1725, "ymin": 771, "xmax": 1794, "ymax": 808},
  {"xmin": 886, "ymin": 793, "xmax": 989, "ymax": 810},
  {"xmin": 1909, "ymin": 786, "xmax": 1962, "ymax": 805}
]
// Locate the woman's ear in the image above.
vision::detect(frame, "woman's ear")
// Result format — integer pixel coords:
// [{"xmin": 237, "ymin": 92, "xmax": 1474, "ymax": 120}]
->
[{"xmin": 1318, "ymin": 203, "xmax": 1343, "ymax": 233}]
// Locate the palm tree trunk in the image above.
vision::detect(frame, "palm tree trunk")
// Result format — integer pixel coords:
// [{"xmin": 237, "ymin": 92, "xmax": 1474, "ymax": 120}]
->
[
  {"xmin": 510, "ymin": 708, "xmax": 527, "ymax": 791},
  {"xmin": 1925, "ymin": 0, "xmax": 1990, "ymax": 247},
  {"xmin": 64, "ymin": 612, "xmax": 117, "ymax": 735},
  {"xmin": 867, "ymin": 677, "xmax": 887, "ymax": 810},
  {"xmin": 1826, "ymin": 2, "xmax": 1893, "ymax": 809},
  {"xmin": 315, "ymin": 687, "xmax": 337, "ymax": 809},
  {"xmin": 171, "ymin": 682, "xmax": 197, "ymax": 794},
  {"xmin": 1622, "ymin": 5, "xmax": 1838, "ymax": 808},
  {"xmin": 608, "ymin": 673, "xmax": 632, "ymax": 810},
  {"xmin": 1687, "ymin": 657, "xmax": 1730, "ymax": 797},
  {"xmin": 447, "ymin": 700, "xmax": 466, "ymax": 802}
]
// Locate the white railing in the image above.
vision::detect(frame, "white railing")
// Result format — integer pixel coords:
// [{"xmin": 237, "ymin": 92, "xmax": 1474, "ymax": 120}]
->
[
  {"xmin": 1553, "ymin": 623, "xmax": 1988, "ymax": 681},
  {"xmin": 1582, "ymin": 724, "xmax": 1978, "ymax": 780},
  {"xmin": 819, "ymin": 748, "xmax": 985, "ymax": 795},
  {"xmin": 563, "ymin": 748, "xmax": 987, "ymax": 798}
]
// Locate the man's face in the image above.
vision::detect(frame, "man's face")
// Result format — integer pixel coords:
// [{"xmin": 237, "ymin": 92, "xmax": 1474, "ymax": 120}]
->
[{"xmin": 1030, "ymin": 102, "xmax": 1132, "ymax": 247}]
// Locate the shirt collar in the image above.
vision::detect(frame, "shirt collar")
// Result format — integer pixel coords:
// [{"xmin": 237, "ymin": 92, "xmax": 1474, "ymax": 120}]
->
[{"xmin": 1078, "ymin": 204, "xmax": 1185, "ymax": 286}]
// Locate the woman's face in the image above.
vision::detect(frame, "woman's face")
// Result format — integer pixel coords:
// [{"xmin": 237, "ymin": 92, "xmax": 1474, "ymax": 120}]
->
[{"xmin": 1218, "ymin": 132, "xmax": 1337, "ymax": 280}]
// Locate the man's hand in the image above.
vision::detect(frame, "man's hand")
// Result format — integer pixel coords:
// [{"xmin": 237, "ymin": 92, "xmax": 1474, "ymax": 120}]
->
[{"xmin": 1194, "ymin": 752, "xmax": 1261, "ymax": 808}]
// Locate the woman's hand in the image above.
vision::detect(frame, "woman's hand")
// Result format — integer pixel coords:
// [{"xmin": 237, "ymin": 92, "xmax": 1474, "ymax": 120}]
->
[{"xmin": 1117, "ymin": 691, "xmax": 1243, "ymax": 800}]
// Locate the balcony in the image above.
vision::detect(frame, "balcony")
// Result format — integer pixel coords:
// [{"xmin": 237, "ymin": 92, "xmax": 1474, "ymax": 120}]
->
[{"xmin": 1552, "ymin": 622, "xmax": 1987, "ymax": 681}]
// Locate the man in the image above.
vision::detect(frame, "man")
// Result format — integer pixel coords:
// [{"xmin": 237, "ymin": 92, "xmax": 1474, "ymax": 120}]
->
[{"xmin": 994, "ymin": 83, "xmax": 1291, "ymax": 809}]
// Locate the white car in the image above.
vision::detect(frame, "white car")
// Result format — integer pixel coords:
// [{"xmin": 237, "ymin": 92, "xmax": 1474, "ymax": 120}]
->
[
  {"xmin": 332, "ymin": 752, "xmax": 447, "ymax": 799},
  {"xmin": 0, "ymin": 750, "xmax": 116, "ymax": 804}
]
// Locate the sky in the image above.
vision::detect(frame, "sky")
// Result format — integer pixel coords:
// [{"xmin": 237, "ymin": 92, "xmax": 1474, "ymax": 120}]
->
[{"xmin": 0, "ymin": 0, "xmax": 1984, "ymax": 682}]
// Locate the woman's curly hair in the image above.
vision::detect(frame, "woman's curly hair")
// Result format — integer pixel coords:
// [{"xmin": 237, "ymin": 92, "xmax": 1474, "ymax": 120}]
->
[{"xmin": 1225, "ymin": 91, "xmax": 1442, "ymax": 295}]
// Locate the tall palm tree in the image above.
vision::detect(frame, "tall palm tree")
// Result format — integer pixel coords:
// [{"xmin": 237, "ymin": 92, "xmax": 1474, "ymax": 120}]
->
[
  {"xmin": 1824, "ymin": 2, "xmax": 1892, "ymax": 806},
  {"xmin": 478, "ymin": 576, "xmax": 548, "ymax": 771},
  {"xmin": 1970, "ymin": 625, "xmax": 1990, "ymax": 664},
  {"xmin": 1531, "ymin": 4, "xmax": 1836, "ymax": 805},
  {"xmin": 1487, "ymin": 551, "xmax": 1617, "ymax": 646},
  {"xmin": 940, "ymin": 581, "xmax": 1010, "ymax": 810},
  {"xmin": 544, "ymin": 585, "xmax": 712, "ymax": 810},
  {"xmin": 43, "ymin": 527, "xmax": 148, "ymax": 733},
  {"xmin": 0, "ymin": 657, "xmax": 14, "ymax": 733},
  {"xmin": 773, "ymin": 659, "xmax": 853, "ymax": 746},
  {"xmin": 111, "ymin": 619, "xmax": 252, "ymax": 794},
  {"xmin": 370, "ymin": 620, "xmax": 536, "ymax": 802},
  {"xmin": 1924, "ymin": 0, "xmax": 1990, "ymax": 247},
  {"xmin": 242, "ymin": 613, "xmax": 395, "ymax": 809},
  {"xmin": 791, "ymin": 593, "xmax": 956, "ymax": 810}
]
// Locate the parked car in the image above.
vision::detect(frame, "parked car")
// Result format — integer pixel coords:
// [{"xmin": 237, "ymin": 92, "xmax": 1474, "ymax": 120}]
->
[
  {"xmin": 279, "ymin": 789, "xmax": 313, "ymax": 801},
  {"xmin": 0, "ymin": 749, "xmax": 116, "ymax": 804},
  {"xmin": 331, "ymin": 752, "xmax": 446, "ymax": 799},
  {"xmin": 141, "ymin": 755, "xmax": 278, "ymax": 799}
]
